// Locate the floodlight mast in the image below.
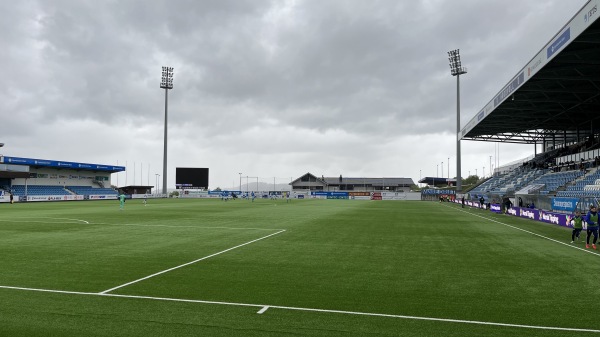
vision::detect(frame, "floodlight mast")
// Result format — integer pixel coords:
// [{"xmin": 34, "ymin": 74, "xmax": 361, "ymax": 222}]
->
[
  {"xmin": 160, "ymin": 66, "xmax": 174, "ymax": 195},
  {"xmin": 448, "ymin": 49, "xmax": 467, "ymax": 193}
]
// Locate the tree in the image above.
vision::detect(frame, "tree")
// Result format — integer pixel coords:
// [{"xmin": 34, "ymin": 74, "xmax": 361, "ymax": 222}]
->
[{"xmin": 462, "ymin": 175, "xmax": 480, "ymax": 186}]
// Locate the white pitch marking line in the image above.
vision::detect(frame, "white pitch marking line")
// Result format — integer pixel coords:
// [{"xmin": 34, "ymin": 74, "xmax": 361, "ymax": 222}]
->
[
  {"xmin": 99, "ymin": 229, "xmax": 286, "ymax": 294},
  {"xmin": 0, "ymin": 218, "xmax": 89, "ymax": 224},
  {"xmin": 257, "ymin": 306, "xmax": 269, "ymax": 314},
  {"xmin": 93, "ymin": 223, "xmax": 285, "ymax": 231},
  {"xmin": 450, "ymin": 206, "xmax": 600, "ymax": 256},
  {"xmin": 0, "ymin": 285, "xmax": 597, "ymax": 333},
  {"xmin": 50, "ymin": 218, "xmax": 90, "ymax": 224}
]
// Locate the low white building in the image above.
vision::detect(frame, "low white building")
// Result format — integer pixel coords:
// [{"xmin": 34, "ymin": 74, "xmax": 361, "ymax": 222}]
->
[{"xmin": 290, "ymin": 173, "xmax": 414, "ymax": 192}]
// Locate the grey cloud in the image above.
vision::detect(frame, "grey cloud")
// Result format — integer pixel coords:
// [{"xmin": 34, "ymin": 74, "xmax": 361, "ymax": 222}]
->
[{"xmin": 1, "ymin": 0, "xmax": 589, "ymax": 188}]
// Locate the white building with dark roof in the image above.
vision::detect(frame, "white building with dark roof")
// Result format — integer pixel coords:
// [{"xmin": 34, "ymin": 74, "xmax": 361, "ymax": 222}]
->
[{"xmin": 290, "ymin": 173, "xmax": 414, "ymax": 192}]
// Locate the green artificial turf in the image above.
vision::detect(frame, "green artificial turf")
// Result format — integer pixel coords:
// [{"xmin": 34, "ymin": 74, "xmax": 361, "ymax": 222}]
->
[{"xmin": 0, "ymin": 198, "xmax": 598, "ymax": 336}]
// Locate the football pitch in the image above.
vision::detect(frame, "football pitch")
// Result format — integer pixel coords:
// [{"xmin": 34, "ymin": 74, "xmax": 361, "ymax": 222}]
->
[{"xmin": 0, "ymin": 198, "xmax": 598, "ymax": 336}]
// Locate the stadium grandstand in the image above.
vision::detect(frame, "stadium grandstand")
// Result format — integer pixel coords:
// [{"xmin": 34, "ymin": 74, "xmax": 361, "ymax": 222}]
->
[
  {"xmin": 454, "ymin": 1, "xmax": 600, "ymax": 213},
  {"xmin": 0, "ymin": 155, "xmax": 125, "ymax": 202}
]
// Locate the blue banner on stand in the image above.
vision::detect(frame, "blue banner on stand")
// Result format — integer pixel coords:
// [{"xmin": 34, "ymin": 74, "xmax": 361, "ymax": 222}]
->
[
  {"xmin": 551, "ymin": 197, "xmax": 578, "ymax": 212},
  {"xmin": 311, "ymin": 191, "xmax": 349, "ymax": 197}
]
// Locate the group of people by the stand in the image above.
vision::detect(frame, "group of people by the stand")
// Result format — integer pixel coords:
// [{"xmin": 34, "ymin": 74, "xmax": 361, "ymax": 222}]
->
[
  {"xmin": 571, "ymin": 205, "xmax": 600, "ymax": 249},
  {"xmin": 469, "ymin": 197, "xmax": 600, "ymax": 250},
  {"xmin": 439, "ymin": 195, "xmax": 455, "ymax": 202}
]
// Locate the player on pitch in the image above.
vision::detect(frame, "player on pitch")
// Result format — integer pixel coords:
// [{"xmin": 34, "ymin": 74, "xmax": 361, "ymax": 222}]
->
[
  {"xmin": 585, "ymin": 206, "xmax": 599, "ymax": 249},
  {"xmin": 119, "ymin": 193, "xmax": 126, "ymax": 210},
  {"xmin": 570, "ymin": 210, "xmax": 583, "ymax": 244}
]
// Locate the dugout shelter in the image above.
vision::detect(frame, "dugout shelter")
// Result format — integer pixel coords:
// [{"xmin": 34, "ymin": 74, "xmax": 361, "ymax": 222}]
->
[{"xmin": 119, "ymin": 185, "xmax": 153, "ymax": 195}]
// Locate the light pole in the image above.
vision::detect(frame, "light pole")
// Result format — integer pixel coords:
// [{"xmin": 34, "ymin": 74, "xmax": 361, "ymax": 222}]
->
[
  {"xmin": 441, "ymin": 161, "xmax": 444, "ymax": 179},
  {"xmin": 489, "ymin": 155, "xmax": 492, "ymax": 177},
  {"xmin": 160, "ymin": 66, "xmax": 174, "ymax": 195},
  {"xmin": 155, "ymin": 173, "xmax": 160, "ymax": 195},
  {"xmin": 239, "ymin": 173, "xmax": 242, "ymax": 192},
  {"xmin": 448, "ymin": 49, "xmax": 467, "ymax": 192},
  {"xmin": 447, "ymin": 157, "xmax": 450, "ymax": 185}
]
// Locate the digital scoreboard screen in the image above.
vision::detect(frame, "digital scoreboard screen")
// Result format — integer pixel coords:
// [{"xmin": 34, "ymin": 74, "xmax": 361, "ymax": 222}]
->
[{"xmin": 175, "ymin": 167, "xmax": 209, "ymax": 189}]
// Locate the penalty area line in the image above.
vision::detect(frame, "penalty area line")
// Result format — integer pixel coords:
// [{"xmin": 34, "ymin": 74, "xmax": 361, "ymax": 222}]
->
[
  {"xmin": 98, "ymin": 229, "xmax": 287, "ymax": 294},
  {"xmin": 0, "ymin": 218, "xmax": 90, "ymax": 224},
  {"xmin": 0, "ymin": 285, "xmax": 597, "ymax": 333},
  {"xmin": 93, "ymin": 222, "xmax": 285, "ymax": 231}
]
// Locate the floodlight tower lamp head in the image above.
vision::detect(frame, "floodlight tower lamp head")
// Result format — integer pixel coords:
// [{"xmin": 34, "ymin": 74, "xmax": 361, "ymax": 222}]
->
[
  {"xmin": 448, "ymin": 49, "xmax": 467, "ymax": 76},
  {"xmin": 160, "ymin": 66, "xmax": 174, "ymax": 89}
]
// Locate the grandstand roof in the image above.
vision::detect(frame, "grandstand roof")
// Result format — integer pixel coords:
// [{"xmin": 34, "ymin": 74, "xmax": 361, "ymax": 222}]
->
[
  {"xmin": 461, "ymin": 1, "xmax": 600, "ymax": 144},
  {"xmin": 0, "ymin": 156, "xmax": 125, "ymax": 173}
]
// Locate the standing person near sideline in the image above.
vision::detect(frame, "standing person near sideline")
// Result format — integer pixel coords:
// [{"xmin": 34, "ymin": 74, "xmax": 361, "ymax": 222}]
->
[
  {"xmin": 571, "ymin": 211, "xmax": 584, "ymax": 243},
  {"xmin": 9, "ymin": 192, "xmax": 14, "ymax": 204},
  {"xmin": 503, "ymin": 196, "xmax": 512, "ymax": 214},
  {"xmin": 119, "ymin": 193, "xmax": 126, "ymax": 210},
  {"xmin": 461, "ymin": 196, "xmax": 465, "ymax": 208},
  {"xmin": 585, "ymin": 206, "xmax": 599, "ymax": 249}
]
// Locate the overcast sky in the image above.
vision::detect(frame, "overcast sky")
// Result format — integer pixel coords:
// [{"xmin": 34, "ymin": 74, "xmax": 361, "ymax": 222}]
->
[{"xmin": 1, "ymin": 0, "xmax": 589, "ymax": 190}]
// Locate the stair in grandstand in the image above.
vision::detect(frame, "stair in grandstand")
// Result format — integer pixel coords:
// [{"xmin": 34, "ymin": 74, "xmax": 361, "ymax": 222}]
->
[{"xmin": 515, "ymin": 183, "xmax": 545, "ymax": 195}]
